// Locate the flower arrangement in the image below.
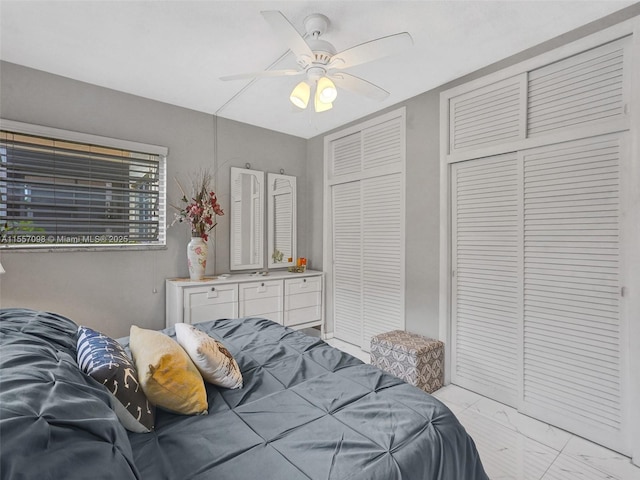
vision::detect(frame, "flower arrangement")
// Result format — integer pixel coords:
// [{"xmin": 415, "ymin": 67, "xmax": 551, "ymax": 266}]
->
[{"xmin": 170, "ymin": 170, "xmax": 223, "ymax": 241}]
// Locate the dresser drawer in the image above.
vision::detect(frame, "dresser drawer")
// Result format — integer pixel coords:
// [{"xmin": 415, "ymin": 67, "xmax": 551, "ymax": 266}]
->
[
  {"xmin": 185, "ymin": 284, "xmax": 238, "ymax": 307},
  {"xmin": 246, "ymin": 310, "xmax": 283, "ymax": 325},
  {"xmin": 184, "ymin": 284, "xmax": 239, "ymax": 324},
  {"xmin": 284, "ymin": 305, "xmax": 321, "ymax": 326},
  {"xmin": 239, "ymin": 279, "xmax": 283, "ymax": 300},
  {"xmin": 285, "ymin": 290, "xmax": 322, "ymax": 311},
  {"xmin": 189, "ymin": 302, "xmax": 238, "ymax": 324},
  {"xmin": 240, "ymin": 296, "xmax": 283, "ymax": 319},
  {"xmin": 285, "ymin": 276, "xmax": 322, "ymax": 295}
]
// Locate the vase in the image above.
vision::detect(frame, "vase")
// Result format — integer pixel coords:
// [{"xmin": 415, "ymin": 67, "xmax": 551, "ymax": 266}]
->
[{"xmin": 187, "ymin": 236, "xmax": 208, "ymax": 281}]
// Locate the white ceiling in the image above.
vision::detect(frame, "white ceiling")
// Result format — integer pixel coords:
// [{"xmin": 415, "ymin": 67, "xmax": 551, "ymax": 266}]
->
[{"xmin": 0, "ymin": 1, "xmax": 635, "ymax": 139}]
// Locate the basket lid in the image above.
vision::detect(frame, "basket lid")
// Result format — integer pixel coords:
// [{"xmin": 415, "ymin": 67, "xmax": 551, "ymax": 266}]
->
[{"xmin": 372, "ymin": 330, "xmax": 442, "ymax": 355}]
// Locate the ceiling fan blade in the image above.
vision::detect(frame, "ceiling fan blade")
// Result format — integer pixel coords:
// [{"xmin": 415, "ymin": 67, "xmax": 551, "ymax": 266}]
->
[
  {"xmin": 261, "ymin": 10, "xmax": 314, "ymax": 62},
  {"xmin": 220, "ymin": 69, "xmax": 303, "ymax": 81},
  {"xmin": 329, "ymin": 32, "xmax": 413, "ymax": 69},
  {"xmin": 329, "ymin": 72, "xmax": 390, "ymax": 101}
]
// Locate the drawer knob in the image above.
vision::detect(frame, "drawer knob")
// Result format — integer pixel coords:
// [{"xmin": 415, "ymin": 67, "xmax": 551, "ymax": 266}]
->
[
  {"xmin": 210, "ymin": 287, "xmax": 216, "ymax": 292},
  {"xmin": 261, "ymin": 282, "xmax": 265, "ymax": 287},
  {"xmin": 303, "ymin": 279, "xmax": 306, "ymax": 283}
]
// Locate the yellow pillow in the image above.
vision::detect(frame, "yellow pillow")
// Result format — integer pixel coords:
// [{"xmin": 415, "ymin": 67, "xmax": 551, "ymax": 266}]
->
[{"xmin": 129, "ymin": 325, "xmax": 207, "ymax": 415}]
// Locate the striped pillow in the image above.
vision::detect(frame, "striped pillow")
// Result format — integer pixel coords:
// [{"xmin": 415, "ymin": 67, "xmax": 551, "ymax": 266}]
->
[{"xmin": 77, "ymin": 326, "xmax": 155, "ymax": 433}]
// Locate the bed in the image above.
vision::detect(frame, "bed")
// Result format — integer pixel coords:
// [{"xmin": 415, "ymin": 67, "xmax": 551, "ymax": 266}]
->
[{"xmin": 0, "ymin": 308, "xmax": 488, "ymax": 479}]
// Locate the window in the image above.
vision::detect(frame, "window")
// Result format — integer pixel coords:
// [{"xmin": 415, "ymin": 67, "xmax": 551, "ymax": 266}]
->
[{"xmin": 0, "ymin": 120, "xmax": 167, "ymax": 249}]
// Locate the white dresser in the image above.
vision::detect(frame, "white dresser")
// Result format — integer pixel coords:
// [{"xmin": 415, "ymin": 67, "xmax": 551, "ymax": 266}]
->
[{"xmin": 166, "ymin": 270, "xmax": 324, "ymax": 332}]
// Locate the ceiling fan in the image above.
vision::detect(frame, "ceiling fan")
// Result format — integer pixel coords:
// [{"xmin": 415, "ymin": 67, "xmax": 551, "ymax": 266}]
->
[{"xmin": 220, "ymin": 11, "xmax": 413, "ymax": 112}]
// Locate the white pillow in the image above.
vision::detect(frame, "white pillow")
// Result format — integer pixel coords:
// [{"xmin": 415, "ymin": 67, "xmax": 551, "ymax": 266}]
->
[{"xmin": 175, "ymin": 323, "xmax": 243, "ymax": 389}]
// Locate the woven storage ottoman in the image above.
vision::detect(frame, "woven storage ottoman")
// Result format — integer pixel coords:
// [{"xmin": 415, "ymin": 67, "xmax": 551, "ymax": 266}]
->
[{"xmin": 370, "ymin": 330, "xmax": 444, "ymax": 394}]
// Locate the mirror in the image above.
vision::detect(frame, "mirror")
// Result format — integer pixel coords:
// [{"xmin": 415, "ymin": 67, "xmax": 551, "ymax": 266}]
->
[
  {"xmin": 230, "ymin": 167, "xmax": 264, "ymax": 270},
  {"xmin": 267, "ymin": 173, "xmax": 297, "ymax": 269}
]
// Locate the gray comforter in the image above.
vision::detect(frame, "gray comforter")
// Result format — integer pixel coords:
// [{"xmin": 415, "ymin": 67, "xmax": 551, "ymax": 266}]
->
[{"xmin": 0, "ymin": 308, "xmax": 488, "ymax": 479}]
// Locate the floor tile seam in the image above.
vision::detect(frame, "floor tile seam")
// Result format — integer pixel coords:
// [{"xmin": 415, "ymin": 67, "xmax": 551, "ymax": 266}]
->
[
  {"xmin": 435, "ymin": 395, "xmax": 477, "ymax": 417},
  {"xmin": 456, "ymin": 409, "xmax": 564, "ymax": 472},
  {"xmin": 464, "ymin": 403, "xmax": 568, "ymax": 452},
  {"xmin": 445, "ymin": 386, "xmax": 638, "ymax": 479},
  {"xmin": 553, "ymin": 428, "xmax": 573, "ymax": 453},
  {"xmin": 460, "ymin": 410, "xmax": 626, "ymax": 480},
  {"xmin": 536, "ymin": 446, "xmax": 563, "ymax": 480},
  {"xmin": 559, "ymin": 449, "xmax": 631, "ymax": 480}
]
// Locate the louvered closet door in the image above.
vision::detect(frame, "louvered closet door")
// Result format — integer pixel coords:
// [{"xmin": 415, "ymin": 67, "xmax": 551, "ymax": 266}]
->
[
  {"xmin": 451, "ymin": 153, "xmax": 521, "ymax": 407},
  {"xmin": 332, "ymin": 181, "xmax": 363, "ymax": 346},
  {"xmin": 521, "ymin": 134, "xmax": 626, "ymax": 453},
  {"xmin": 362, "ymin": 173, "xmax": 404, "ymax": 349}
]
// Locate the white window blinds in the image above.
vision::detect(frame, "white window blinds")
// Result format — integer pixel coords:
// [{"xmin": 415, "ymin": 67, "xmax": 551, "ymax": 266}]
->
[{"xmin": 0, "ymin": 127, "xmax": 167, "ymax": 248}]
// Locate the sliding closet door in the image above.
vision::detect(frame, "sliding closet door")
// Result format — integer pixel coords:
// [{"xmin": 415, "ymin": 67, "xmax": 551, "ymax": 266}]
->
[
  {"xmin": 450, "ymin": 135, "xmax": 628, "ymax": 453},
  {"xmin": 451, "ymin": 153, "xmax": 521, "ymax": 407},
  {"xmin": 521, "ymin": 134, "xmax": 627, "ymax": 453}
]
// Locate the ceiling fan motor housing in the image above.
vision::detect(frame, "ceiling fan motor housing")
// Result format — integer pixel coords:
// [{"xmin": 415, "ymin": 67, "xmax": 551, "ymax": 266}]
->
[
  {"xmin": 306, "ymin": 66, "xmax": 326, "ymax": 81},
  {"xmin": 304, "ymin": 14, "xmax": 335, "ymax": 65},
  {"xmin": 304, "ymin": 13, "xmax": 330, "ymax": 37}
]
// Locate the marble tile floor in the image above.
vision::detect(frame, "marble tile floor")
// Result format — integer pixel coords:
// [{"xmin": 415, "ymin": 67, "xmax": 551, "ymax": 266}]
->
[{"xmin": 325, "ymin": 337, "xmax": 640, "ymax": 480}]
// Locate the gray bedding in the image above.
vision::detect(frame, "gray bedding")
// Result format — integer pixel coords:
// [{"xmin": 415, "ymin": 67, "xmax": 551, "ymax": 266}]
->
[{"xmin": 0, "ymin": 308, "xmax": 488, "ymax": 479}]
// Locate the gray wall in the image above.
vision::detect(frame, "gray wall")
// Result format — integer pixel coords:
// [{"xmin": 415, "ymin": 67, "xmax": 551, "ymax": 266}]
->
[
  {"xmin": 213, "ymin": 117, "xmax": 307, "ymax": 275},
  {"xmin": 0, "ymin": 62, "xmax": 306, "ymax": 338},
  {"xmin": 307, "ymin": 4, "xmax": 640, "ymax": 339}
]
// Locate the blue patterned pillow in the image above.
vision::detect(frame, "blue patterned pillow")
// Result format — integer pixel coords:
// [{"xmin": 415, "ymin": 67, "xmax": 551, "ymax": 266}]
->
[{"xmin": 77, "ymin": 326, "xmax": 155, "ymax": 433}]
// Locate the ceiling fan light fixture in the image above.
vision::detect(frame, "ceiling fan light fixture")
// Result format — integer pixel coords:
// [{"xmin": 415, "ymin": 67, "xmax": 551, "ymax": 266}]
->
[
  {"xmin": 290, "ymin": 81, "xmax": 310, "ymax": 109},
  {"xmin": 317, "ymin": 76, "xmax": 337, "ymax": 103},
  {"xmin": 314, "ymin": 88, "xmax": 333, "ymax": 113}
]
